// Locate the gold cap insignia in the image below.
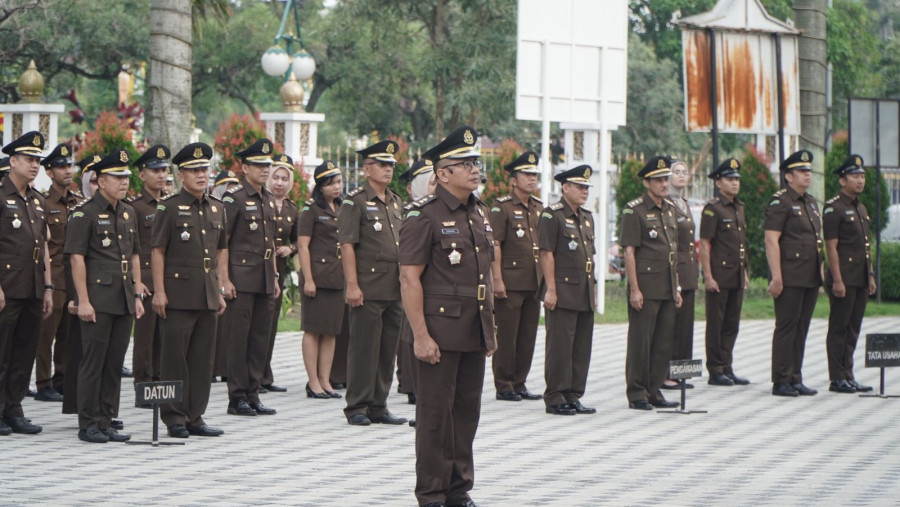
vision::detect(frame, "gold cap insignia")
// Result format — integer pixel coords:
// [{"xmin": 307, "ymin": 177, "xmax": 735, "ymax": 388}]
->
[
  {"xmin": 463, "ymin": 129, "xmax": 474, "ymax": 145},
  {"xmin": 228, "ymin": 171, "xmax": 236, "ymax": 177},
  {"xmin": 261, "ymin": 142, "xmax": 270, "ymax": 154},
  {"xmin": 528, "ymin": 153, "xmax": 536, "ymax": 164},
  {"xmin": 583, "ymin": 168, "xmax": 591, "ymax": 178},
  {"xmin": 801, "ymin": 152, "xmax": 809, "ymax": 162},
  {"xmin": 193, "ymin": 147, "xmax": 203, "ymax": 158},
  {"xmin": 730, "ymin": 159, "xmax": 738, "ymax": 169},
  {"xmin": 326, "ymin": 161, "xmax": 335, "ymax": 170},
  {"xmin": 120, "ymin": 151, "xmax": 129, "ymax": 163},
  {"xmin": 61, "ymin": 146, "xmax": 69, "ymax": 156},
  {"xmin": 657, "ymin": 158, "xmax": 666, "ymax": 169},
  {"xmin": 32, "ymin": 135, "xmax": 41, "ymax": 146},
  {"xmin": 93, "ymin": 155, "xmax": 102, "ymax": 163},
  {"xmin": 855, "ymin": 156, "xmax": 862, "ymax": 166},
  {"xmin": 386, "ymin": 143, "xmax": 395, "ymax": 154},
  {"xmin": 157, "ymin": 147, "xmax": 166, "ymax": 159}
]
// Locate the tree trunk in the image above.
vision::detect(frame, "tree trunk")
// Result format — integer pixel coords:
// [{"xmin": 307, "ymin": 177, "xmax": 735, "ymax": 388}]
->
[
  {"xmin": 430, "ymin": 0, "xmax": 448, "ymax": 140},
  {"xmin": 794, "ymin": 0, "xmax": 827, "ymax": 202},
  {"xmin": 148, "ymin": 0, "xmax": 192, "ymax": 157}
]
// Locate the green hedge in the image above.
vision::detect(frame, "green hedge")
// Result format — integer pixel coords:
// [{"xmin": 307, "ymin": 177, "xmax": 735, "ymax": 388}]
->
[{"xmin": 880, "ymin": 241, "xmax": 900, "ymax": 301}]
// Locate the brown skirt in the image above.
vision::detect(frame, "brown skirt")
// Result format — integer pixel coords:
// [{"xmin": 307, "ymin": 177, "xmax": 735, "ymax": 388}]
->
[{"xmin": 300, "ymin": 288, "xmax": 345, "ymax": 335}]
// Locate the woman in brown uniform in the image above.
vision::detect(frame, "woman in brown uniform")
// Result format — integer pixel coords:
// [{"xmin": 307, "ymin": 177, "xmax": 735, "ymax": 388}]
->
[
  {"xmin": 260, "ymin": 155, "xmax": 299, "ymax": 393},
  {"xmin": 298, "ymin": 161, "xmax": 345, "ymax": 399}
]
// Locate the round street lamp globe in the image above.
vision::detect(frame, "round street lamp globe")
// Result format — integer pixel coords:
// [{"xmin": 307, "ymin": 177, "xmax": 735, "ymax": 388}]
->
[
  {"xmin": 291, "ymin": 50, "xmax": 316, "ymax": 81},
  {"xmin": 261, "ymin": 46, "xmax": 291, "ymax": 77}
]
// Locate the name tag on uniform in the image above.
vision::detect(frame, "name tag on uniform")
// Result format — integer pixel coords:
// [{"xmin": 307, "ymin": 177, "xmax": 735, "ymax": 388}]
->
[
  {"xmin": 178, "ymin": 211, "xmax": 192, "ymax": 217},
  {"xmin": 722, "ymin": 218, "xmax": 733, "ymax": 223},
  {"xmin": 677, "ymin": 217, "xmax": 685, "ymax": 223},
  {"xmin": 5, "ymin": 203, "xmax": 18, "ymax": 210},
  {"xmin": 97, "ymin": 219, "xmax": 111, "ymax": 226},
  {"xmin": 365, "ymin": 206, "xmax": 379, "ymax": 212},
  {"xmin": 50, "ymin": 210, "xmax": 61, "ymax": 214},
  {"xmin": 245, "ymin": 205, "xmax": 258, "ymax": 211},
  {"xmin": 317, "ymin": 215, "xmax": 332, "ymax": 222},
  {"xmin": 442, "ymin": 227, "xmax": 459, "ymax": 235},
  {"xmin": 513, "ymin": 215, "xmax": 524, "ymax": 220},
  {"xmin": 791, "ymin": 205, "xmax": 801, "ymax": 210},
  {"xmin": 845, "ymin": 210, "xmax": 854, "ymax": 215}
]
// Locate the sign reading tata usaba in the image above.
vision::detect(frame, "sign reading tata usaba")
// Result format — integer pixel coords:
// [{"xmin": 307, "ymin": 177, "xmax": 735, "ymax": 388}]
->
[
  {"xmin": 134, "ymin": 381, "xmax": 184, "ymax": 404},
  {"xmin": 865, "ymin": 335, "xmax": 900, "ymax": 368}
]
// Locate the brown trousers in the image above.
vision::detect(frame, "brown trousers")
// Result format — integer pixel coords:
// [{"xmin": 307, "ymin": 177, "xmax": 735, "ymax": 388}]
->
[
  {"xmin": 160, "ymin": 310, "xmax": 217, "ymax": 427},
  {"xmin": 705, "ymin": 288, "xmax": 744, "ymax": 375},
  {"xmin": 625, "ymin": 299, "xmax": 675, "ymax": 402},
  {"xmin": 671, "ymin": 290, "xmax": 695, "ymax": 362},
  {"xmin": 771, "ymin": 287, "xmax": 819, "ymax": 384},
  {"xmin": 826, "ymin": 285, "xmax": 868, "ymax": 381},
  {"xmin": 343, "ymin": 300, "xmax": 402, "ymax": 420},
  {"xmin": 77, "ymin": 312, "xmax": 132, "ymax": 430},
  {"xmin": 63, "ymin": 310, "xmax": 82, "ymax": 415},
  {"xmin": 414, "ymin": 349, "xmax": 485, "ymax": 506},
  {"xmin": 397, "ymin": 340, "xmax": 416, "ymax": 395},
  {"xmin": 34, "ymin": 290, "xmax": 68, "ymax": 389},
  {"xmin": 492, "ymin": 290, "xmax": 540, "ymax": 394},
  {"xmin": 0, "ymin": 298, "xmax": 42, "ymax": 418},
  {"xmin": 224, "ymin": 291, "xmax": 274, "ymax": 403},
  {"xmin": 261, "ymin": 290, "xmax": 283, "ymax": 387},
  {"xmin": 330, "ymin": 306, "xmax": 350, "ymax": 385},
  {"xmin": 543, "ymin": 307, "xmax": 593, "ymax": 407},
  {"xmin": 131, "ymin": 295, "xmax": 161, "ymax": 383}
]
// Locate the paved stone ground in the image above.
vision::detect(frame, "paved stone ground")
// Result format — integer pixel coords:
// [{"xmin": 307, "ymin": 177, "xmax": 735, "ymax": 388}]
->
[{"xmin": 3, "ymin": 316, "xmax": 900, "ymax": 506}]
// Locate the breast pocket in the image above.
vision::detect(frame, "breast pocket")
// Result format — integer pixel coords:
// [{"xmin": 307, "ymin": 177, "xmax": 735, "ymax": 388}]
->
[{"xmin": 441, "ymin": 237, "xmax": 465, "ymax": 267}]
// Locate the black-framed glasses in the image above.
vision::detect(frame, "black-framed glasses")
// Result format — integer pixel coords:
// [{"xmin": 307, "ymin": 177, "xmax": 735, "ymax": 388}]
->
[{"xmin": 444, "ymin": 159, "xmax": 483, "ymax": 172}]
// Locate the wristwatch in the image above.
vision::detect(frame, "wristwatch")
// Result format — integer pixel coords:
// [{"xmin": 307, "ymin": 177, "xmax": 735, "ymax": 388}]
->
[
  {"xmin": 135, "ymin": 293, "xmax": 145, "ymax": 300},
  {"xmin": 44, "ymin": 284, "xmax": 55, "ymax": 291}
]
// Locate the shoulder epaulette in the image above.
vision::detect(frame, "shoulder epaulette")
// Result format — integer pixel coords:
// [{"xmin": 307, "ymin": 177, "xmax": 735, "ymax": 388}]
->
[
  {"xmin": 496, "ymin": 195, "xmax": 512, "ymax": 203},
  {"xmin": 160, "ymin": 193, "xmax": 178, "ymax": 201},
  {"xmin": 664, "ymin": 198, "xmax": 675, "ymax": 206},
  {"xmin": 580, "ymin": 206, "xmax": 593, "ymax": 214},
  {"xmin": 530, "ymin": 195, "xmax": 543, "ymax": 204},
  {"xmin": 708, "ymin": 197, "xmax": 720, "ymax": 205},
  {"xmin": 825, "ymin": 195, "xmax": 839, "ymax": 205},
  {"xmin": 41, "ymin": 190, "xmax": 50, "ymax": 198},
  {"xmin": 347, "ymin": 187, "xmax": 364, "ymax": 198},
  {"xmin": 227, "ymin": 185, "xmax": 242, "ymax": 194},
  {"xmin": 304, "ymin": 198, "xmax": 315, "ymax": 206},
  {"xmin": 73, "ymin": 190, "xmax": 84, "ymax": 199},
  {"xmin": 412, "ymin": 194, "xmax": 437, "ymax": 208},
  {"xmin": 549, "ymin": 202, "xmax": 564, "ymax": 211},
  {"xmin": 72, "ymin": 200, "xmax": 87, "ymax": 209},
  {"xmin": 124, "ymin": 194, "xmax": 139, "ymax": 203},
  {"xmin": 283, "ymin": 199, "xmax": 298, "ymax": 210},
  {"xmin": 774, "ymin": 189, "xmax": 786, "ymax": 197},
  {"xmin": 626, "ymin": 197, "xmax": 643, "ymax": 208},
  {"xmin": 207, "ymin": 193, "xmax": 222, "ymax": 203}
]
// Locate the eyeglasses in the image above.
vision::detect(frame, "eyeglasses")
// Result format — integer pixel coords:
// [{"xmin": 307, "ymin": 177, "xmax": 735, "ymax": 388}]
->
[
  {"xmin": 89, "ymin": 179, "xmax": 98, "ymax": 184},
  {"xmin": 443, "ymin": 159, "xmax": 483, "ymax": 172}
]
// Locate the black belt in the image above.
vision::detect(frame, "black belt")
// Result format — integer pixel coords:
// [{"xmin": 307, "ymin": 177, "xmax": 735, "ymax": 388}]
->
[
  {"xmin": 168, "ymin": 257, "xmax": 217, "ymax": 272},
  {"xmin": 636, "ymin": 252, "xmax": 675, "ymax": 265},
  {"xmin": 86, "ymin": 260, "xmax": 130, "ymax": 273},
  {"xmin": 424, "ymin": 284, "xmax": 487, "ymax": 301}
]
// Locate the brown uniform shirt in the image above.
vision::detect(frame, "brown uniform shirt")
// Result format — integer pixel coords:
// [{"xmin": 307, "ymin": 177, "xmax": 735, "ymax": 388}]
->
[
  {"xmin": 538, "ymin": 199, "xmax": 597, "ymax": 311},
  {"xmin": 671, "ymin": 196, "xmax": 699, "ymax": 291},
  {"xmin": 620, "ymin": 193, "xmax": 678, "ymax": 300},
  {"xmin": 699, "ymin": 196, "xmax": 748, "ymax": 290},
  {"xmin": 399, "ymin": 185, "xmax": 496, "ymax": 352},
  {"xmin": 0, "ymin": 175, "xmax": 48, "ymax": 299},
  {"xmin": 489, "ymin": 193, "xmax": 543, "ymax": 291},
  {"xmin": 273, "ymin": 199, "xmax": 299, "ymax": 284},
  {"xmin": 43, "ymin": 185, "xmax": 84, "ymax": 290},
  {"xmin": 298, "ymin": 198, "xmax": 344, "ymax": 289},
  {"xmin": 64, "ymin": 193, "xmax": 140, "ymax": 315},
  {"xmin": 222, "ymin": 182, "xmax": 277, "ymax": 295},
  {"xmin": 764, "ymin": 187, "xmax": 823, "ymax": 288},
  {"xmin": 125, "ymin": 191, "xmax": 167, "ymax": 291},
  {"xmin": 151, "ymin": 190, "xmax": 227, "ymax": 310},
  {"xmin": 338, "ymin": 181, "xmax": 403, "ymax": 301},
  {"xmin": 823, "ymin": 192, "xmax": 873, "ymax": 287}
]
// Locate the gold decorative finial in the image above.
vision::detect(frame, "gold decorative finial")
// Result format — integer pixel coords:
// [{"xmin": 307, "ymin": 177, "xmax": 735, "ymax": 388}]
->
[
  {"xmin": 19, "ymin": 60, "xmax": 45, "ymax": 103},
  {"xmin": 280, "ymin": 72, "xmax": 305, "ymax": 112}
]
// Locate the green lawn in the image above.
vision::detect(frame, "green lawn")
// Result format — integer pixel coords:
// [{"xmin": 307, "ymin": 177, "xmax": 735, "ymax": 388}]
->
[{"xmin": 276, "ymin": 280, "xmax": 900, "ymax": 331}]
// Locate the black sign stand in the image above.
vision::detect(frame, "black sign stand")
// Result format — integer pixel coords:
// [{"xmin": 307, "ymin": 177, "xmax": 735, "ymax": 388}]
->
[
  {"xmin": 658, "ymin": 359, "xmax": 708, "ymax": 415},
  {"xmin": 126, "ymin": 380, "xmax": 186, "ymax": 447},
  {"xmin": 859, "ymin": 334, "xmax": 900, "ymax": 399},
  {"xmin": 859, "ymin": 368, "xmax": 900, "ymax": 399}
]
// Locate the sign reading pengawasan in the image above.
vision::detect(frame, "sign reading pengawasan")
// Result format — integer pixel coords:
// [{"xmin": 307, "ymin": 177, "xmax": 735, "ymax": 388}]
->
[{"xmin": 515, "ymin": 0, "xmax": 628, "ymax": 126}]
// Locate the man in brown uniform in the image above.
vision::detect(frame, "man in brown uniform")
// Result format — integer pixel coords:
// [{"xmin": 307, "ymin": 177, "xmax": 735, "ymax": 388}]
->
[
  {"xmin": 400, "ymin": 125, "xmax": 497, "ymax": 507},
  {"xmin": 489, "ymin": 151, "xmax": 543, "ymax": 402},
  {"xmin": 220, "ymin": 139, "xmax": 279, "ymax": 416},
  {"xmin": 34, "ymin": 143, "xmax": 82, "ymax": 402},
  {"xmin": 339, "ymin": 140, "xmax": 406, "ymax": 426},
  {"xmin": 621, "ymin": 156, "xmax": 682, "ymax": 411},
  {"xmin": 66, "ymin": 149, "xmax": 145, "ymax": 443},
  {"xmin": 126, "ymin": 144, "xmax": 170, "ymax": 391},
  {"xmin": 539, "ymin": 165, "xmax": 597, "ymax": 416},
  {"xmin": 765, "ymin": 149, "xmax": 823, "ymax": 397},
  {"xmin": 0, "ymin": 132, "xmax": 54, "ymax": 436},
  {"xmin": 699, "ymin": 158, "xmax": 751, "ymax": 386},
  {"xmin": 823, "ymin": 155, "xmax": 875, "ymax": 394},
  {"xmin": 152, "ymin": 142, "xmax": 227, "ymax": 437}
]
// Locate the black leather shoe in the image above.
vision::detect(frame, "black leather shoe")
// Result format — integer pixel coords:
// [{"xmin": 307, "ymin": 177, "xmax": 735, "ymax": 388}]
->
[
  {"xmin": 0, "ymin": 421, "xmax": 10, "ymax": 436},
  {"xmin": 371, "ymin": 411, "xmax": 407, "ymax": 425},
  {"xmin": 708, "ymin": 373, "xmax": 735, "ymax": 386},
  {"xmin": 249, "ymin": 401, "xmax": 276, "ymax": 415},
  {"xmin": 78, "ymin": 428, "xmax": 108, "ymax": 443},
  {"xmin": 568, "ymin": 400, "xmax": 597, "ymax": 414},
  {"xmin": 306, "ymin": 383, "xmax": 330, "ymax": 399},
  {"xmin": 447, "ymin": 500, "xmax": 478, "ymax": 507},
  {"xmin": 545, "ymin": 403, "xmax": 576, "ymax": 415},
  {"xmin": 726, "ymin": 372, "xmax": 750, "ymax": 385},
  {"xmin": 422, "ymin": 503, "xmax": 446, "ymax": 507},
  {"xmin": 331, "ymin": 382, "xmax": 346, "ymax": 390},
  {"xmin": 227, "ymin": 399, "xmax": 257, "ymax": 416},
  {"xmin": 325, "ymin": 390, "xmax": 343, "ymax": 399},
  {"xmin": 496, "ymin": 391, "xmax": 522, "ymax": 401},
  {"xmin": 629, "ymin": 400, "xmax": 653, "ymax": 411},
  {"xmin": 649, "ymin": 396, "xmax": 679, "ymax": 409},
  {"xmin": 849, "ymin": 379, "xmax": 873, "ymax": 392},
  {"xmin": 792, "ymin": 383, "xmax": 817, "ymax": 396},
  {"xmin": 347, "ymin": 413, "xmax": 372, "ymax": 426},
  {"xmin": 188, "ymin": 424, "xmax": 224, "ymax": 437},
  {"xmin": 660, "ymin": 382, "xmax": 681, "ymax": 390},
  {"xmin": 111, "ymin": 420, "xmax": 124, "ymax": 430},
  {"xmin": 121, "ymin": 366, "xmax": 133, "ymax": 378},
  {"xmin": 517, "ymin": 389, "xmax": 543, "ymax": 400},
  {"xmin": 26, "ymin": 388, "xmax": 37, "ymax": 397},
  {"xmin": 408, "ymin": 419, "xmax": 416, "ymax": 427},
  {"xmin": 407, "ymin": 393, "xmax": 416, "ymax": 405},
  {"xmin": 829, "ymin": 380, "xmax": 856, "ymax": 393},
  {"xmin": 258, "ymin": 386, "xmax": 268, "ymax": 394},
  {"xmin": 211, "ymin": 376, "xmax": 218, "ymax": 383},
  {"xmin": 34, "ymin": 385, "xmax": 63, "ymax": 402},
  {"xmin": 168, "ymin": 424, "xmax": 190, "ymax": 438},
  {"xmin": 772, "ymin": 382, "xmax": 799, "ymax": 397},
  {"xmin": 3, "ymin": 416, "xmax": 42, "ymax": 434},
  {"xmin": 105, "ymin": 428, "xmax": 131, "ymax": 442},
  {"xmin": 262, "ymin": 383, "xmax": 287, "ymax": 392}
]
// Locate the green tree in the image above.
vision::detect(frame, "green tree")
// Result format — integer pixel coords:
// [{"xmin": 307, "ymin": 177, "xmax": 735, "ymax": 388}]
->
[
  {"xmin": 739, "ymin": 146, "xmax": 779, "ymax": 279},
  {"xmin": 824, "ymin": 136, "xmax": 890, "ymax": 233},
  {"xmin": 827, "ymin": 0, "xmax": 882, "ymax": 130},
  {"xmin": 613, "ymin": 158, "xmax": 645, "ymax": 233}
]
